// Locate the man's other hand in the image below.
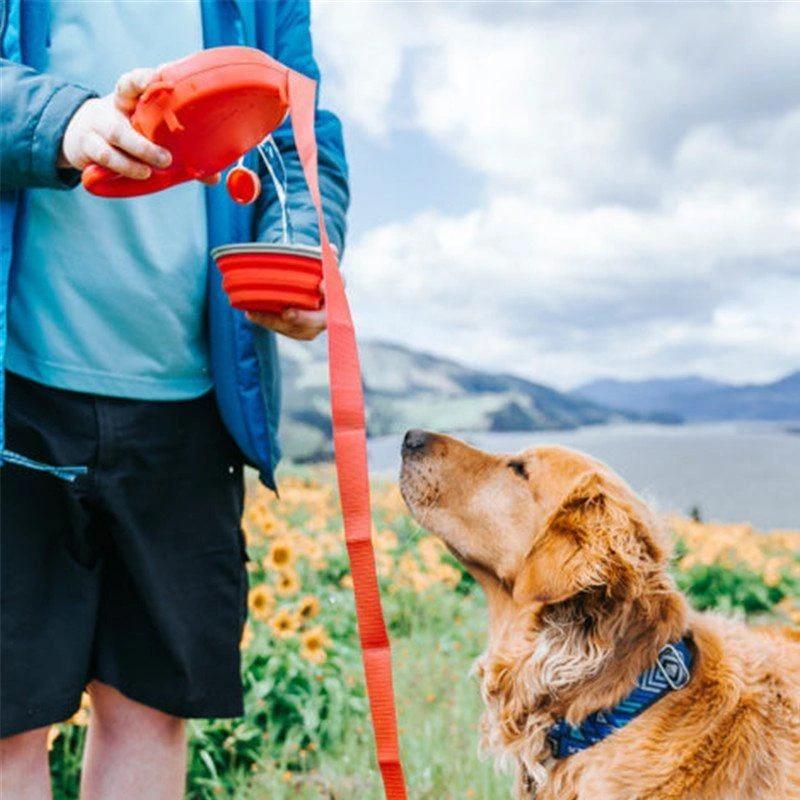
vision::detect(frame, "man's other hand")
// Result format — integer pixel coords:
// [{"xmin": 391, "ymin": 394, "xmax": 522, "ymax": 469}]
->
[
  {"xmin": 246, "ymin": 307, "xmax": 327, "ymax": 342},
  {"xmin": 246, "ymin": 268, "xmax": 339, "ymax": 341}
]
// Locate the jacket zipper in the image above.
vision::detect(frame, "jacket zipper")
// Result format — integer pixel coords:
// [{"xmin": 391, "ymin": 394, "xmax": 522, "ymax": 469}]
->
[{"xmin": 1, "ymin": 0, "xmax": 10, "ymax": 58}]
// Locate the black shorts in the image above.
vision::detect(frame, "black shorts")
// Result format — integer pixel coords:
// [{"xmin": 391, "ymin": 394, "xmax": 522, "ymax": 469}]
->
[{"xmin": 1, "ymin": 372, "xmax": 248, "ymax": 738}]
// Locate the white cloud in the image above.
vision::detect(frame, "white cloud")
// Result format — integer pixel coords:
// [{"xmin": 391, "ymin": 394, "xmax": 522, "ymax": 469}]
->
[
  {"xmin": 312, "ymin": 2, "xmax": 418, "ymax": 138},
  {"xmin": 312, "ymin": 1, "xmax": 800, "ymax": 386}
]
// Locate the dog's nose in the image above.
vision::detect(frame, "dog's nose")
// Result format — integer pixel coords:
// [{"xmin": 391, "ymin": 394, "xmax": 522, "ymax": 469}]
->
[{"xmin": 402, "ymin": 428, "xmax": 430, "ymax": 455}]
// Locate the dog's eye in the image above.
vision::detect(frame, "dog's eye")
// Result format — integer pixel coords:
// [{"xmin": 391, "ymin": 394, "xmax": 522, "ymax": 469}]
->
[{"xmin": 507, "ymin": 460, "xmax": 528, "ymax": 479}]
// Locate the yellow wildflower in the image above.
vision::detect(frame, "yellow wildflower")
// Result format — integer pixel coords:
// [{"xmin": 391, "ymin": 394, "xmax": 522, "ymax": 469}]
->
[
  {"xmin": 240, "ymin": 621, "xmax": 254, "ymax": 650},
  {"xmin": 265, "ymin": 536, "xmax": 296, "ymax": 572},
  {"xmin": 275, "ymin": 567, "xmax": 301, "ymax": 597},
  {"xmin": 762, "ymin": 557, "xmax": 785, "ymax": 588},
  {"xmin": 418, "ymin": 535, "xmax": 445, "ymax": 568},
  {"xmin": 46, "ymin": 726, "xmax": 60, "ymax": 751},
  {"xmin": 376, "ymin": 551, "xmax": 394, "ymax": 577},
  {"xmin": 248, "ymin": 584, "xmax": 275, "ymax": 622},
  {"xmin": 68, "ymin": 692, "xmax": 91, "ymax": 726},
  {"xmin": 300, "ymin": 625, "xmax": 330, "ymax": 664},
  {"xmin": 435, "ymin": 563, "xmax": 462, "ymax": 588},
  {"xmin": 269, "ymin": 608, "xmax": 300, "ymax": 639},
  {"xmin": 399, "ymin": 552, "xmax": 419, "ymax": 576},
  {"xmin": 376, "ymin": 529, "xmax": 398, "ymax": 552},
  {"xmin": 409, "ymin": 570, "xmax": 432, "ymax": 593},
  {"xmin": 297, "ymin": 594, "xmax": 320, "ymax": 621}
]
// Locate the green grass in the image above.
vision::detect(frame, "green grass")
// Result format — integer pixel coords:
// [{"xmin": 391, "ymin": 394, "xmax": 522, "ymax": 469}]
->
[{"xmin": 197, "ymin": 591, "xmax": 510, "ymax": 799}]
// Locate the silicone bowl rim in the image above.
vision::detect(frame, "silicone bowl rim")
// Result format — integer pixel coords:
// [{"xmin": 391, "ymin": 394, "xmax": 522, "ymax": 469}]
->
[{"xmin": 211, "ymin": 242, "xmax": 322, "ymax": 259}]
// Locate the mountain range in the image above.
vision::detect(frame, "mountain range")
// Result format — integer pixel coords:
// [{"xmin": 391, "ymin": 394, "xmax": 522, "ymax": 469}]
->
[
  {"xmin": 278, "ymin": 338, "xmax": 642, "ymax": 461},
  {"xmin": 573, "ymin": 371, "xmax": 800, "ymax": 422},
  {"xmin": 277, "ymin": 338, "xmax": 799, "ymax": 461}
]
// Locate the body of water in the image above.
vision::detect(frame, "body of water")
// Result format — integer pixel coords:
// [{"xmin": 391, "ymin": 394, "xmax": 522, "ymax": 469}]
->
[{"xmin": 367, "ymin": 422, "xmax": 800, "ymax": 530}]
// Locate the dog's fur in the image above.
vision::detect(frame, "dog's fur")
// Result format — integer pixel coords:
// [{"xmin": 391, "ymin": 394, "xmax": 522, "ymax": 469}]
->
[{"xmin": 400, "ymin": 432, "xmax": 800, "ymax": 800}]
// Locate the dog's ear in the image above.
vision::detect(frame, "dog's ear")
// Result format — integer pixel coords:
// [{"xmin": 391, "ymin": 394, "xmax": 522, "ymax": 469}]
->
[{"xmin": 513, "ymin": 471, "xmax": 641, "ymax": 605}]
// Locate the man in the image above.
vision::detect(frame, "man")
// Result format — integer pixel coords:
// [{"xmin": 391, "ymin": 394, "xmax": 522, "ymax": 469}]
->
[{"xmin": 0, "ymin": 1, "xmax": 348, "ymax": 797}]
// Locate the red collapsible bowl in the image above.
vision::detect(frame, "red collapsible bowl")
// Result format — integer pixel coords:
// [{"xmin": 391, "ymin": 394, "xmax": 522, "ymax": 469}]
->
[
  {"xmin": 83, "ymin": 46, "xmax": 290, "ymax": 197},
  {"xmin": 211, "ymin": 243, "xmax": 323, "ymax": 314}
]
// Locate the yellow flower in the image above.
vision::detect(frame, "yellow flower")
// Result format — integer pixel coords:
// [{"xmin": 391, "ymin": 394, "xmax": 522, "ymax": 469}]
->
[
  {"xmin": 762, "ymin": 557, "xmax": 785, "ymax": 588},
  {"xmin": 248, "ymin": 584, "xmax": 275, "ymax": 622},
  {"xmin": 297, "ymin": 594, "xmax": 320, "ymax": 621},
  {"xmin": 435, "ymin": 563, "xmax": 462, "ymax": 588},
  {"xmin": 409, "ymin": 569, "xmax": 432, "ymax": 593},
  {"xmin": 46, "ymin": 726, "xmax": 61, "ymax": 751},
  {"xmin": 269, "ymin": 608, "xmax": 300, "ymax": 639},
  {"xmin": 376, "ymin": 529, "xmax": 398, "ymax": 552},
  {"xmin": 68, "ymin": 692, "xmax": 91, "ymax": 726},
  {"xmin": 319, "ymin": 532, "xmax": 341, "ymax": 555},
  {"xmin": 264, "ymin": 536, "xmax": 296, "ymax": 572},
  {"xmin": 240, "ymin": 621, "xmax": 254, "ymax": 650},
  {"xmin": 303, "ymin": 539, "xmax": 326, "ymax": 568},
  {"xmin": 275, "ymin": 567, "xmax": 301, "ymax": 597},
  {"xmin": 399, "ymin": 552, "xmax": 419, "ymax": 576},
  {"xmin": 418, "ymin": 535, "xmax": 445, "ymax": 568},
  {"xmin": 300, "ymin": 625, "xmax": 330, "ymax": 664},
  {"xmin": 376, "ymin": 551, "xmax": 394, "ymax": 578},
  {"xmin": 340, "ymin": 574, "xmax": 353, "ymax": 589}
]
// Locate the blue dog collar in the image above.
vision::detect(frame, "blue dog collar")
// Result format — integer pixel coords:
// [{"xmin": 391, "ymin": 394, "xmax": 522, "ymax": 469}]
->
[{"xmin": 548, "ymin": 636, "xmax": 693, "ymax": 759}]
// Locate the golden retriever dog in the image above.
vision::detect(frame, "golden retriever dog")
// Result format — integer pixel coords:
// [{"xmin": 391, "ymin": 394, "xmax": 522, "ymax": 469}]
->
[{"xmin": 399, "ymin": 430, "xmax": 800, "ymax": 800}]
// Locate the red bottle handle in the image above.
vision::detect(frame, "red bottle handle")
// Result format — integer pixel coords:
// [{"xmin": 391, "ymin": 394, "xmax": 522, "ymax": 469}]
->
[{"xmin": 81, "ymin": 164, "xmax": 193, "ymax": 198}]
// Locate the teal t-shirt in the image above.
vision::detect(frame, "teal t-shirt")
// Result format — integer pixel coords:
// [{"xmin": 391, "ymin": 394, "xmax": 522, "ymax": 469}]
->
[{"xmin": 8, "ymin": 0, "xmax": 211, "ymax": 400}]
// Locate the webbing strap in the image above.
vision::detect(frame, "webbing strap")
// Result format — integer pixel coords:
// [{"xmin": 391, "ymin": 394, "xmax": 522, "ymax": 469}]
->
[{"xmin": 288, "ymin": 71, "xmax": 408, "ymax": 799}]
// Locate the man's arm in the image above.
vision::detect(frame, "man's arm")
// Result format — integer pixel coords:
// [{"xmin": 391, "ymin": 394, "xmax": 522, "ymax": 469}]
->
[
  {"xmin": 0, "ymin": 59, "xmax": 96, "ymax": 189},
  {"xmin": 247, "ymin": 0, "xmax": 349, "ymax": 339},
  {"xmin": 253, "ymin": 0, "xmax": 350, "ymax": 254}
]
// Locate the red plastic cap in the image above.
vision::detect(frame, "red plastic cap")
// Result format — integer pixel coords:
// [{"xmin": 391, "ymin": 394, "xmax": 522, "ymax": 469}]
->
[{"xmin": 226, "ymin": 167, "xmax": 261, "ymax": 205}]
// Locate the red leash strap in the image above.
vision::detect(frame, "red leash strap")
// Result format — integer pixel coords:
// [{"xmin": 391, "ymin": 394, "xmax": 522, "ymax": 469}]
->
[{"xmin": 288, "ymin": 71, "xmax": 409, "ymax": 800}]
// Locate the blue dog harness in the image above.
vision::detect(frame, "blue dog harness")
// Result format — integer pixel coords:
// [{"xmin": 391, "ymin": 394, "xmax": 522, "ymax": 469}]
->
[{"xmin": 548, "ymin": 637, "xmax": 694, "ymax": 759}]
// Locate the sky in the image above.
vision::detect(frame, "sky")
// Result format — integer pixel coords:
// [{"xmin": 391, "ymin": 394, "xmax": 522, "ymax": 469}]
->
[{"xmin": 311, "ymin": 1, "xmax": 800, "ymax": 390}]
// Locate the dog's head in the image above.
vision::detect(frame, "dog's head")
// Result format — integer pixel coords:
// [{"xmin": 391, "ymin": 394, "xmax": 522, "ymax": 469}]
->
[{"xmin": 399, "ymin": 429, "xmax": 668, "ymax": 608}]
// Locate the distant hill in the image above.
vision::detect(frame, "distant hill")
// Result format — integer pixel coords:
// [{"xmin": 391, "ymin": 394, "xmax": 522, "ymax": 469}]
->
[
  {"xmin": 573, "ymin": 371, "xmax": 800, "ymax": 422},
  {"xmin": 573, "ymin": 376, "xmax": 727, "ymax": 416},
  {"xmin": 278, "ymin": 339, "xmax": 644, "ymax": 461}
]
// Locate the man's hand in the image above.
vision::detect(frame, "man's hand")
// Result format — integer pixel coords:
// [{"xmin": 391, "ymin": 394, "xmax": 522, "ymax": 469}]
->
[
  {"xmin": 246, "ymin": 268, "xmax": 340, "ymax": 341},
  {"xmin": 246, "ymin": 307, "xmax": 327, "ymax": 341},
  {"xmin": 60, "ymin": 66, "xmax": 221, "ymax": 184},
  {"xmin": 59, "ymin": 67, "xmax": 171, "ymax": 179}
]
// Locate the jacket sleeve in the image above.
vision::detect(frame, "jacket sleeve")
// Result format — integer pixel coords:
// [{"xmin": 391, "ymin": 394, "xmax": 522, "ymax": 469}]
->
[
  {"xmin": 253, "ymin": 0, "xmax": 349, "ymax": 254},
  {"xmin": 0, "ymin": 59, "xmax": 96, "ymax": 190}
]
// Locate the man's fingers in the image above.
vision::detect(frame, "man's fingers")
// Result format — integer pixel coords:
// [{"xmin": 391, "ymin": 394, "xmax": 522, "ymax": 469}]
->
[
  {"xmin": 102, "ymin": 117, "xmax": 171, "ymax": 169},
  {"xmin": 282, "ymin": 308, "xmax": 327, "ymax": 331},
  {"xmin": 246, "ymin": 311, "xmax": 283, "ymax": 328},
  {"xmin": 84, "ymin": 131, "xmax": 151, "ymax": 180},
  {"xmin": 199, "ymin": 172, "xmax": 221, "ymax": 185},
  {"xmin": 115, "ymin": 67, "xmax": 157, "ymax": 97},
  {"xmin": 245, "ymin": 312, "xmax": 301, "ymax": 338},
  {"xmin": 246, "ymin": 308, "xmax": 327, "ymax": 341},
  {"xmin": 115, "ymin": 67, "xmax": 157, "ymax": 102}
]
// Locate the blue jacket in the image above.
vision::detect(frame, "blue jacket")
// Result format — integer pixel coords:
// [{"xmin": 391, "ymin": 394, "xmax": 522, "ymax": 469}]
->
[{"xmin": 0, "ymin": 0, "xmax": 348, "ymax": 488}]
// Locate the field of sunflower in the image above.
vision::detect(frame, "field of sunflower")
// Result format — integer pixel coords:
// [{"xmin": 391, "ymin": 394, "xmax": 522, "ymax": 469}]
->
[{"xmin": 49, "ymin": 469, "xmax": 800, "ymax": 799}]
